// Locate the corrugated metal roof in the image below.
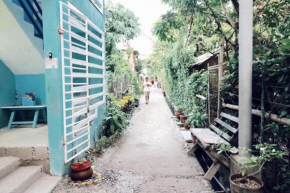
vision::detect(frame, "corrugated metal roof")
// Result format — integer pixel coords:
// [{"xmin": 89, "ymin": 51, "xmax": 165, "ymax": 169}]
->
[{"xmin": 189, "ymin": 51, "xmax": 218, "ymax": 68}]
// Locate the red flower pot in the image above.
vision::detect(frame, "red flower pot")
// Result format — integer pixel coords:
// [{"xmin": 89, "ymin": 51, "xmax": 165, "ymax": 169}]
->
[
  {"xmin": 175, "ymin": 111, "xmax": 183, "ymax": 119},
  {"xmin": 70, "ymin": 161, "xmax": 93, "ymax": 181},
  {"xmin": 180, "ymin": 115, "xmax": 188, "ymax": 124},
  {"xmin": 183, "ymin": 122, "xmax": 190, "ymax": 129}
]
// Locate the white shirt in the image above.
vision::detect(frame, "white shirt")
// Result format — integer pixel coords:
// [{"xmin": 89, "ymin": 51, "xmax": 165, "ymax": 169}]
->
[{"xmin": 144, "ymin": 81, "xmax": 152, "ymax": 92}]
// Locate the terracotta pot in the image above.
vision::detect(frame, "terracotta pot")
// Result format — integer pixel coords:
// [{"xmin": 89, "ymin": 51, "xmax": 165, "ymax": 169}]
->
[
  {"xmin": 180, "ymin": 115, "xmax": 188, "ymax": 124},
  {"xmin": 229, "ymin": 174, "xmax": 264, "ymax": 193},
  {"xmin": 183, "ymin": 122, "xmax": 190, "ymax": 129},
  {"xmin": 70, "ymin": 161, "xmax": 93, "ymax": 181},
  {"xmin": 174, "ymin": 111, "xmax": 180, "ymax": 119}
]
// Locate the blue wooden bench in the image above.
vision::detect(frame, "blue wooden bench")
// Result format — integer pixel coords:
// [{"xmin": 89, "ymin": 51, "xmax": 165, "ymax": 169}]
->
[{"xmin": 1, "ymin": 105, "xmax": 47, "ymax": 129}]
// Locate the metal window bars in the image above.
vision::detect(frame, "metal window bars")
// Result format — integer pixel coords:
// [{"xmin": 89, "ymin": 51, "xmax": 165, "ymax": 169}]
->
[{"xmin": 60, "ymin": 2, "xmax": 105, "ymax": 163}]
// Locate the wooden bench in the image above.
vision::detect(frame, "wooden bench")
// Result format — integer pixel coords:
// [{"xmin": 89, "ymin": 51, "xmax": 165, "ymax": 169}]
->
[
  {"xmin": 187, "ymin": 112, "xmax": 239, "ymax": 180},
  {"xmin": 1, "ymin": 105, "xmax": 47, "ymax": 129}
]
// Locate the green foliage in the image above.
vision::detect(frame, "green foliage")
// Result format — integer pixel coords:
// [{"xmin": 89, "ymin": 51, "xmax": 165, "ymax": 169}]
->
[
  {"xmin": 105, "ymin": 0, "xmax": 140, "ymax": 56},
  {"xmin": 95, "ymin": 0, "xmax": 141, "ymax": 156},
  {"xmin": 187, "ymin": 108, "xmax": 208, "ymax": 128},
  {"xmin": 131, "ymin": 76, "xmax": 142, "ymax": 96},
  {"xmin": 151, "ymin": 0, "xmax": 289, "ymax": 191},
  {"xmin": 103, "ymin": 96, "xmax": 126, "ymax": 136},
  {"xmin": 153, "ymin": 11, "xmax": 184, "ymax": 42},
  {"xmin": 215, "ymin": 143, "xmax": 286, "ymax": 177},
  {"xmin": 95, "ymin": 131, "xmax": 121, "ymax": 154}
]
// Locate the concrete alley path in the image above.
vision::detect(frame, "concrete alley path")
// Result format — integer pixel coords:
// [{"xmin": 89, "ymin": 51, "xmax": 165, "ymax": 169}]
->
[{"xmin": 53, "ymin": 90, "xmax": 214, "ymax": 193}]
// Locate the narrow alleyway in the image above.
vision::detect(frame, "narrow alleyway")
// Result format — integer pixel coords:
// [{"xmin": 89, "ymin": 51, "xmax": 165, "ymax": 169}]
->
[{"xmin": 53, "ymin": 90, "xmax": 214, "ymax": 193}]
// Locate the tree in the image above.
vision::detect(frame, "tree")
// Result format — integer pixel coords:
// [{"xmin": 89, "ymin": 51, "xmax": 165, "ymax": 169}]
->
[
  {"xmin": 105, "ymin": 0, "xmax": 141, "ymax": 57},
  {"xmin": 151, "ymin": 0, "xmax": 290, "ymax": 192}
]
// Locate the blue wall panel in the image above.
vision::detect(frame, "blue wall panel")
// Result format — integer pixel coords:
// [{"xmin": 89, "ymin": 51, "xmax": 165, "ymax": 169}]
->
[
  {"xmin": 0, "ymin": 60, "xmax": 16, "ymax": 128},
  {"xmin": 15, "ymin": 74, "xmax": 46, "ymax": 105}
]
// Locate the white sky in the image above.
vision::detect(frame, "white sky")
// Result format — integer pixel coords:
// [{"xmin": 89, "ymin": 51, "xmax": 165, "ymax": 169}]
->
[{"xmin": 110, "ymin": 0, "xmax": 169, "ymax": 59}]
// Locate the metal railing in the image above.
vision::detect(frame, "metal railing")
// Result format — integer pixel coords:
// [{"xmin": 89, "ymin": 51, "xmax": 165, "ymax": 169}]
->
[{"xmin": 18, "ymin": 0, "xmax": 43, "ymax": 39}]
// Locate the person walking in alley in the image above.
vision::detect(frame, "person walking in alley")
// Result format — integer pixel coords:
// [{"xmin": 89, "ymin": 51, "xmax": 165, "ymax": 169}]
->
[{"xmin": 143, "ymin": 77, "xmax": 152, "ymax": 104}]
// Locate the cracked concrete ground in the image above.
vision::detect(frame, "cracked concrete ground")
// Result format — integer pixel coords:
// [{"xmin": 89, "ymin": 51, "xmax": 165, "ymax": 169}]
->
[{"xmin": 53, "ymin": 90, "xmax": 214, "ymax": 193}]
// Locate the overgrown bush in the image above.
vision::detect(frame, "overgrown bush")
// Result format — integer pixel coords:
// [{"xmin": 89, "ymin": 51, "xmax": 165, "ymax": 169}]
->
[{"xmin": 95, "ymin": 131, "xmax": 121, "ymax": 154}]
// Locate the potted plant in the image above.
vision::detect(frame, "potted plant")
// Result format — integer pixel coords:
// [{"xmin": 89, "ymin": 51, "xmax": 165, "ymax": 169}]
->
[
  {"xmin": 183, "ymin": 120, "xmax": 190, "ymax": 129},
  {"xmin": 186, "ymin": 108, "xmax": 208, "ymax": 128},
  {"xmin": 180, "ymin": 115, "xmax": 188, "ymax": 124},
  {"xmin": 174, "ymin": 105, "xmax": 184, "ymax": 119},
  {"xmin": 215, "ymin": 143, "xmax": 286, "ymax": 193}
]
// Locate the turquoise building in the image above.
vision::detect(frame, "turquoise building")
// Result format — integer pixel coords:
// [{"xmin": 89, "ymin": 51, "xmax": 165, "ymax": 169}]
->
[{"xmin": 0, "ymin": 0, "xmax": 106, "ymax": 176}]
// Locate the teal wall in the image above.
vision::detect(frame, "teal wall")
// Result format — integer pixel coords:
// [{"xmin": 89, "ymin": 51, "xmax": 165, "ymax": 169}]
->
[
  {"xmin": 0, "ymin": 61, "xmax": 16, "ymax": 128},
  {"xmin": 43, "ymin": 0, "xmax": 105, "ymax": 176},
  {"xmin": 70, "ymin": 0, "xmax": 104, "ymax": 30},
  {"xmin": 15, "ymin": 74, "xmax": 46, "ymax": 105},
  {"xmin": 43, "ymin": 0, "xmax": 66, "ymax": 176}
]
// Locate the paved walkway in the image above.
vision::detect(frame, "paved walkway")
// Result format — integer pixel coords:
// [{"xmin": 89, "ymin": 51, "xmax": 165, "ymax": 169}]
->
[
  {"xmin": 107, "ymin": 90, "xmax": 213, "ymax": 192},
  {"xmin": 53, "ymin": 90, "xmax": 213, "ymax": 193}
]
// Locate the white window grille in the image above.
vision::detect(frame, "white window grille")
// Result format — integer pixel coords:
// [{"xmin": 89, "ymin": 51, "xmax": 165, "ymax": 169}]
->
[{"xmin": 60, "ymin": 2, "xmax": 105, "ymax": 163}]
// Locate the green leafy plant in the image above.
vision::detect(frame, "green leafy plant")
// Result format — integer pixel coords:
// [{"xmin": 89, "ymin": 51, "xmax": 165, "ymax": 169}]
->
[
  {"xmin": 131, "ymin": 76, "xmax": 142, "ymax": 96},
  {"xmin": 215, "ymin": 143, "xmax": 286, "ymax": 177},
  {"xmin": 103, "ymin": 102, "xmax": 126, "ymax": 136},
  {"xmin": 95, "ymin": 131, "xmax": 121, "ymax": 154},
  {"xmin": 187, "ymin": 106, "xmax": 208, "ymax": 128}
]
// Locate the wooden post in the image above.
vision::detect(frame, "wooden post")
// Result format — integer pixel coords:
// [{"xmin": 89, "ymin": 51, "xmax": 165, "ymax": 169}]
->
[
  {"xmin": 204, "ymin": 160, "xmax": 221, "ymax": 180},
  {"xmin": 207, "ymin": 63, "xmax": 211, "ymax": 124},
  {"xmin": 217, "ymin": 37, "xmax": 224, "ymax": 118},
  {"xmin": 187, "ymin": 143, "xmax": 199, "ymax": 155}
]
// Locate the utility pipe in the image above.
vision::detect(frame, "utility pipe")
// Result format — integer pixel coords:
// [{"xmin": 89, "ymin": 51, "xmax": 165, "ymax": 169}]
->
[{"xmin": 239, "ymin": 0, "xmax": 253, "ymax": 157}]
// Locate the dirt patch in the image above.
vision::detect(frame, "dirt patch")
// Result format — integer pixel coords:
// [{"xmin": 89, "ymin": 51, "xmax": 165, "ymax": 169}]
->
[{"xmin": 233, "ymin": 177, "xmax": 262, "ymax": 189}]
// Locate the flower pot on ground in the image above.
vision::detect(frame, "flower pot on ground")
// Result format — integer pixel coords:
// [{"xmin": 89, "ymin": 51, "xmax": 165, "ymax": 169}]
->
[
  {"xmin": 183, "ymin": 122, "xmax": 190, "ymax": 129},
  {"xmin": 180, "ymin": 115, "xmax": 188, "ymax": 124},
  {"xmin": 174, "ymin": 111, "xmax": 183, "ymax": 119},
  {"xmin": 230, "ymin": 173, "xmax": 264, "ymax": 193},
  {"xmin": 216, "ymin": 143, "xmax": 285, "ymax": 193},
  {"xmin": 70, "ymin": 161, "xmax": 94, "ymax": 181}
]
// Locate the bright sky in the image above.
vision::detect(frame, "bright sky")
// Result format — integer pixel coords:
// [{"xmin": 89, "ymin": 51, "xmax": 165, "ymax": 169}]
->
[{"xmin": 111, "ymin": 0, "xmax": 169, "ymax": 59}]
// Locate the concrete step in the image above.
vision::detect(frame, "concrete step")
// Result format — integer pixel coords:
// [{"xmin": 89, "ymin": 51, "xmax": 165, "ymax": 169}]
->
[
  {"xmin": 24, "ymin": 174, "xmax": 61, "ymax": 193},
  {"xmin": 0, "ymin": 156, "xmax": 21, "ymax": 180},
  {"xmin": 0, "ymin": 166, "xmax": 43, "ymax": 193}
]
